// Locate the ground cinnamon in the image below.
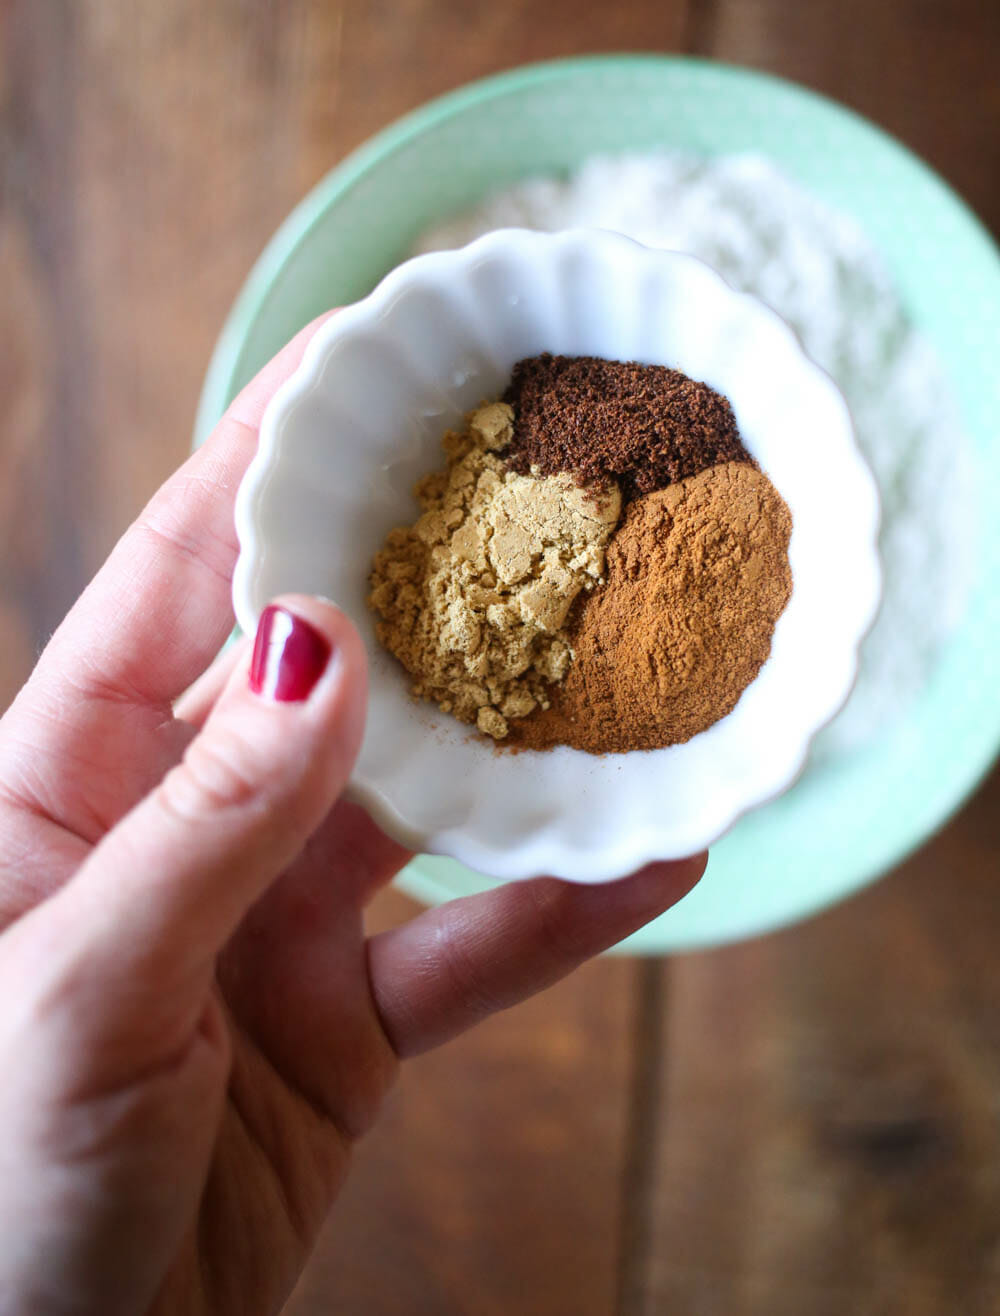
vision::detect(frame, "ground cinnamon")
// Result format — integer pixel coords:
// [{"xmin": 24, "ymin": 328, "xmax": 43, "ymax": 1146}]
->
[{"xmin": 509, "ymin": 461, "xmax": 793, "ymax": 754}]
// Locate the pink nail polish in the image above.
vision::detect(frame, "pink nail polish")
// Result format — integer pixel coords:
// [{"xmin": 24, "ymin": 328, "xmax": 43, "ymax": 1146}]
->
[{"xmin": 249, "ymin": 606, "xmax": 332, "ymax": 701}]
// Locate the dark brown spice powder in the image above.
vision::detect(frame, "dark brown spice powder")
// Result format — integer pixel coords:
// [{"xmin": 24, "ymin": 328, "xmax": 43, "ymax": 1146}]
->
[{"xmin": 502, "ymin": 353, "xmax": 753, "ymax": 502}]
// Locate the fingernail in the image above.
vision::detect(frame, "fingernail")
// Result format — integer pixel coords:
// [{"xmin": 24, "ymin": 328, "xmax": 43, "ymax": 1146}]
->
[{"xmin": 249, "ymin": 606, "xmax": 332, "ymax": 702}]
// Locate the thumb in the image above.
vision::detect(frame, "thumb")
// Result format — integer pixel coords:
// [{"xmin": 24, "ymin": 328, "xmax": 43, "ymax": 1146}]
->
[{"xmin": 51, "ymin": 595, "xmax": 367, "ymax": 993}]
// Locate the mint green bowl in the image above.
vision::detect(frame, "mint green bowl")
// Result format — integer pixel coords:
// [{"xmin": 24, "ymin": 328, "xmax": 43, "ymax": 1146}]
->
[{"xmin": 195, "ymin": 56, "xmax": 1000, "ymax": 952}]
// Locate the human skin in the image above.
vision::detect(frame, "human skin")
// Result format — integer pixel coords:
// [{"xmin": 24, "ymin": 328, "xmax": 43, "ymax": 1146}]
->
[{"xmin": 0, "ymin": 319, "xmax": 706, "ymax": 1315}]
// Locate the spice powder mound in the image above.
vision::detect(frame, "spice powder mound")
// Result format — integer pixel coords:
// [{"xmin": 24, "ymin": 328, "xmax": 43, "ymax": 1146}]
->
[
  {"xmin": 503, "ymin": 353, "xmax": 754, "ymax": 502},
  {"xmin": 509, "ymin": 461, "xmax": 793, "ymax": 754},
  {"xmin": 368, "ymin": 402, "xmax": 621, "ymax": 740}
]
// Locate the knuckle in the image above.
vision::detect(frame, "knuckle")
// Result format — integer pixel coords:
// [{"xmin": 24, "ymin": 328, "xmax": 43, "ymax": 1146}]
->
[
  {"xmin": 132, "ymin": 484, "xmax": 234, "ymax": 587},
  {"xmin": 156, "ymin": 725, "xmax": 266, "ymax": 825}
]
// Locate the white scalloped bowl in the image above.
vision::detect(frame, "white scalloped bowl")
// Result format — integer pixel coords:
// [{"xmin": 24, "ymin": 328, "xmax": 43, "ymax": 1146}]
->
[{"xmin": 233, "ymin": 228, "xmax": 881, "ymax": 882}]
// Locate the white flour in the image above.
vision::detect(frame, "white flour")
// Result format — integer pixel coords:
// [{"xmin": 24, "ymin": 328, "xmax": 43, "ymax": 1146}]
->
[{"xmin": 415, "ymin": 153, "xmax": 976, "ymax": 757}]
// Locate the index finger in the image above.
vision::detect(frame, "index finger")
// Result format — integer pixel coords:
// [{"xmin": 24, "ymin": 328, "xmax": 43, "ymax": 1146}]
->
[{"xmin": 28, "ymin": 314, "xmax": 335, "ymax": 713}]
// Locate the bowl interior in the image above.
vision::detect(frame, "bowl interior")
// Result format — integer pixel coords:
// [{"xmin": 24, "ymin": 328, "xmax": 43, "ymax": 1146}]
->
[
  {"xmin": 236, "ymin": 232, "xmax": 879, "ymax": 879},
  {"xmin": 199, "ymin": 58, "xmax": 1000, "ymax": 945}
]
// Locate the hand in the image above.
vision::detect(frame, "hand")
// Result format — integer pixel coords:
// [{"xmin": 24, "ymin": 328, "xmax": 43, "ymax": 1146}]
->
[{"xmin": 0, "ymin": 318, "xmax": 706, "ymax": 1316}]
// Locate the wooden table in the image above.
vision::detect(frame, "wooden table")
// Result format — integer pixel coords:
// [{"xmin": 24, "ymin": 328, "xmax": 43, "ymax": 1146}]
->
[{"xmin": 2, "ymin": 3, "xmax": 999, "ymax": 1311}]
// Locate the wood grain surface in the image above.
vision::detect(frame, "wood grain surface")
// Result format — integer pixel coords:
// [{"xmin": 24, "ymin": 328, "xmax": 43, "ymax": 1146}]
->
[
  {"xmin": 639, "ymin": 767, "xmax": 1000, "ymax": 1316},
  {"xmin": 1, "ymin": 2, "xmax": 998, "ymax": 1313}
]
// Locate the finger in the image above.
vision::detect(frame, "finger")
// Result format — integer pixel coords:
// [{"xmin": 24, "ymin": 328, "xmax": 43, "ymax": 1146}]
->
[
  {"xmin": 2, "ymin": 316, "xmax": 335, "ymax": 755},
  {"xmin": 368, "ymin": 856, "xmax": 707, "ymax": 1058},
  {"xmin": 214, "ymin": 800, "xmax": 412, "ymax": 1133},
  {"xmin": 30, "ymin": 596, "xmax": 366, "ymax": 1075},
  {"xmin": 173, "ymin": 636, "xmax": 247, "ymax": 730},
  {"xmin": 30, "ymin": 314, "xmax": 334, "ymax": 709},
  {"xmin": 230, "ymin": 798, "xmax": 412, "ymax": 943},
  {"xmin": 0, "ymin": 314, "xmax": 335, "ymax": 841}
]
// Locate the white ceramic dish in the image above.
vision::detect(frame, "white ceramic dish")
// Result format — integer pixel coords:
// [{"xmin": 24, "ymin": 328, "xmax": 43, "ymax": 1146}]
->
[{"xmin": 233, "ymin": 228, "xmax": 881, "ymax": 882}]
